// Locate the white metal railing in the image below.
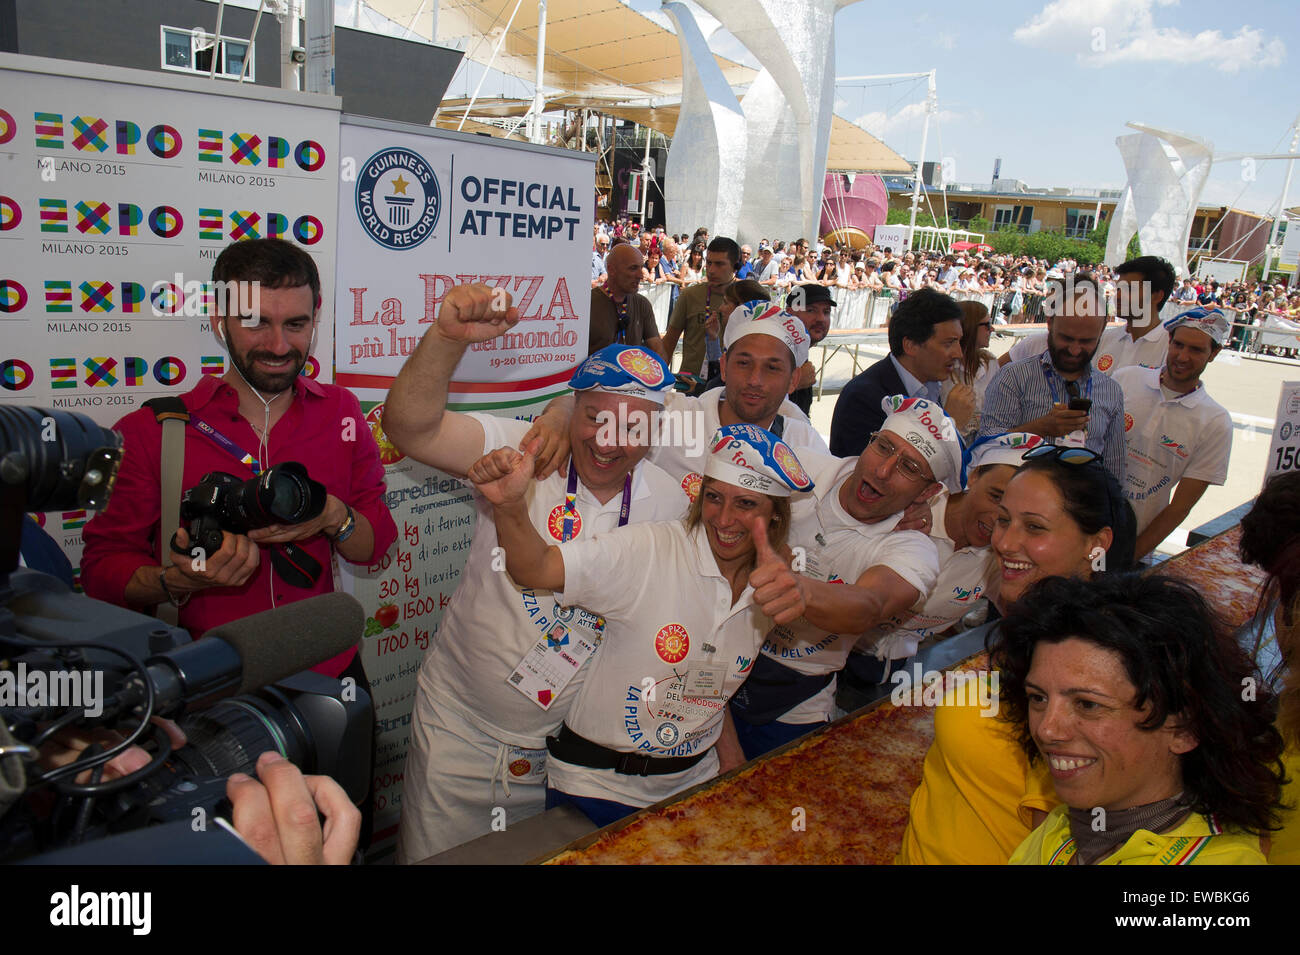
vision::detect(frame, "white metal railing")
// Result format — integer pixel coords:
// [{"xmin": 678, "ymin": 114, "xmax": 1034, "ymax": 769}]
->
[{"xmin": 640, "ymin": 283, "xmax": 1034, "ymax": 332}]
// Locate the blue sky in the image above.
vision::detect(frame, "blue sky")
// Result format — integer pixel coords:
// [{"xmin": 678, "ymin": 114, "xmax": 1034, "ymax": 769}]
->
[
  {"xmin": 830, "ymin": 0, "xmax": 1298, "ymax": 215},
  {"xmin": 630, "ymin": 0, "xmax": 1298, "ymax": 217}
]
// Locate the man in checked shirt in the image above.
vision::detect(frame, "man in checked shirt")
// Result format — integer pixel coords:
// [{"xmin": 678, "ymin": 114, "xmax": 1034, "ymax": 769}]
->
[{"xmin": 979, "ymin": 273, "xmax": 1127, "ymax": 487}]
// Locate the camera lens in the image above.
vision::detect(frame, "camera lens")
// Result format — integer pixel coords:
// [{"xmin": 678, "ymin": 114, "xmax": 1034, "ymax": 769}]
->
[
  {"xmin": 171, "ymin": 690, "xmax": 311, "ymax": 779},
  {"xmin": 0, "ymin": 407, "xmax": 122, "ymax": 511},
  {"xmin": 222, "ymin": 462, "xmax": 325, "ymax": 531},
  {"xmin": 261, "ymin": 463, "xmax": 323, "ymax": 523}
]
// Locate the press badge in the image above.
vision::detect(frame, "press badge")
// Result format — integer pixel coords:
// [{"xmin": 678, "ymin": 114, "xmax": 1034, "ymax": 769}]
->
[
  {"xmin": 1059, "ymin": 429, "xmax": 1087, "ymax": 449},
  {"xmin": 507, "ymin": 605, "xmax": 605, "ymax": 710},
  {"xmin": 684, "ymin": 664, "xmax": 727, "ymax": 698}
]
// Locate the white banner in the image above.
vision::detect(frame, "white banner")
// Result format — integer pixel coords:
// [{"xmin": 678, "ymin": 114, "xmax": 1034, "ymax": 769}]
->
[
  {"xmin": 1266, "ymin": 381, "xmax": 1300, "ymax": 483},
  {"xmin": 332, "ymin": 117, "xmax": 593, "ymax": 850},
  {"xmin": 1281, "ymin": 224, "xmax": 1300, "ymax": 267},
  {"xmin": 873, "ymin": 224, "xmax": 908, "ymax": 251},
  {"xmin": 1195, "ymin": 258, "xmax": 1248, "ymax": 284},
  {"xmin": 0, "ymin": 53, "xmax": 339, "ymax": 581},
  {"xmin": 1259, "ymin": 314, "xmax": 1300, "ymax": 349}
]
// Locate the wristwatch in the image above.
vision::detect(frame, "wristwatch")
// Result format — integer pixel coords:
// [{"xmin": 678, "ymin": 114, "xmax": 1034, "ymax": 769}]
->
[{"xmin": 333, "ymin": 503, "xmax": 357, "ymax": 543}]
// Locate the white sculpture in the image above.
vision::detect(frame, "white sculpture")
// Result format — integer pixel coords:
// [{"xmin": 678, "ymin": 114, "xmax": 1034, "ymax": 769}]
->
[
  {"xmin": 666, "ymin": 0, "xmax": 856, "ymax": 243},
  {"xmin": 662, "ymin": 2, "xmax": 747, "ymax": 238},
  {"xmin": 1104, "ymin": 125, "xmax": 1214, "ymax": 278}
]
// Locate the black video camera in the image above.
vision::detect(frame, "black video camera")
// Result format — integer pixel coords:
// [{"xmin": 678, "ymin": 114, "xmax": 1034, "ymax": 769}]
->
[{"xmin": 1, "ymin": 407, "xmax": 369, "ymax": 862}]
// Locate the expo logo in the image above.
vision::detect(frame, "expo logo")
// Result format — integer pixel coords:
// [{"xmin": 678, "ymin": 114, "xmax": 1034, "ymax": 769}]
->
[{"xmin": 22, "ymin": 109, "xmax": 325, "ymax": 170}]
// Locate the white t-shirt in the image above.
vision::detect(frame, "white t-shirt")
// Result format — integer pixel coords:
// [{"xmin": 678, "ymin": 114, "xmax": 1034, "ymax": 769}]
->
[
  {"xmin": 759, "ymin": 456, "xmax": 939, "ymax": 723},
  {"xmin": 1005, "ymin": 322, "xmax": 1168, "ymax": 377},
  {"xmin": 1112, "ymin": 366, "xmax": 1232, "ymax": 532},
  {"xmin": 551, "ymin": 521, "xmax": 768, "ymax": 806},
  {"xmin": 419, "ymin": 413, "xmax": 685, "ymax": 748},
  {"xmin": 650, "ymin": 387, "xmax": 829, "ymax": 504},
  {"xmin": 856, "ymin": 492, "xmax": 999, "ymax": 662}
]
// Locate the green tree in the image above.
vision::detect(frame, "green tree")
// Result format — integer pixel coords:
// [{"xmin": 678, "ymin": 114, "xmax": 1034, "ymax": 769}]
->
[
  {"xmin": 886, "ymin": 207, "xmax": 938, "ymax": 229},
  {"xmin": 1088, "ymin": 218, "xmax": 1141, "ymax": 260}
]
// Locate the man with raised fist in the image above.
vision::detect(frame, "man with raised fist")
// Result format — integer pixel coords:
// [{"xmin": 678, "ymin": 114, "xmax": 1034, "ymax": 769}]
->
[{"xmin": 382, "ymin": 285, "xmax": 685, "ymax": 862}]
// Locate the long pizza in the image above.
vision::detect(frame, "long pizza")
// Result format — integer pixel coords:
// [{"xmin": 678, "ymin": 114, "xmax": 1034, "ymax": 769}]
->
[
  {"xmin": 543, "ymin": 661, "xmax": 963, "ymax": 865},
  {"xmin": 1152, "ymin": 526, "xmax": 1266, "ymax": 630}
]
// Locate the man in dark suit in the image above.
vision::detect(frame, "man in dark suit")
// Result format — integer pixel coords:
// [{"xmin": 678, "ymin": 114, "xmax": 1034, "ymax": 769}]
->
[{"xmin": 829, "ymin": 288, "xmax": 964, "ymax": 457}]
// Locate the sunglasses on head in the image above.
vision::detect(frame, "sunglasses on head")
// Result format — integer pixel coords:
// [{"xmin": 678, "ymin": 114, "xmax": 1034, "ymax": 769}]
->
[{"xmin": 1021, "ymin": 445, "xmax": 1101, "ymax": 466}]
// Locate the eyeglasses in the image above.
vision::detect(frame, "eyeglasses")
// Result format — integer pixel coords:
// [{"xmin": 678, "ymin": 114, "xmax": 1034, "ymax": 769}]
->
[
  {"xmin": 866, "ymin": 432, "xmax": 931, "ymax": 483},
  {"xmin": 977, "ymin": 321, "xmax": 993, "ymax": 329},
  {"xmin": 1021, "ymin": 445, "xmax": 1101, "ymax": 466}
]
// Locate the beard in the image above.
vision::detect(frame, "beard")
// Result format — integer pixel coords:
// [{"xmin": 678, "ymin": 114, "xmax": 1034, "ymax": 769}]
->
[
  {"xmin": 230, "ymin": 346, "xmax": 306, "ymax": 394},
  {"xmin": 1048, "ymin": 339, "xmax": 1096, "ymax": 375}
]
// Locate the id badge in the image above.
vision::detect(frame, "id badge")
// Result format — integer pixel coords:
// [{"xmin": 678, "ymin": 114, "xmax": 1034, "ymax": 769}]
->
[
  {"xmin": 684, "ymin": 664, "xmax": 727, "ymax": 699},
  {"xmin": 1059, "ymin": 429, "xmax": 1087, "ymax": 449},
  {"xmin": 507, "ymin": 605, "xmax": 604, "ymax": 710}
]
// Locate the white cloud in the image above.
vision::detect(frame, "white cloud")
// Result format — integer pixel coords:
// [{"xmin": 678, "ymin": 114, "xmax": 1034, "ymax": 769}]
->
[
  {"xmin": 935, "ymin": 32, "xmax": 957, "ymax": 51},
  {"xmin": 851, "ymin": 101, "xmax": 970, "ymax": 141},
  {"xmin": 1013, "ymin": 0, "xmax": 1285, "ymax": 72}
]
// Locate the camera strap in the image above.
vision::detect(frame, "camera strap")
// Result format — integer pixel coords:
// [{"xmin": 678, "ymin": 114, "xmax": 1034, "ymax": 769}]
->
[
  {"xmin": 270, "ymin": 543, "xmax": 323, "ymax": 589},
  {"xmin": 144, "ymin": 397, "xmax": 190, "ymax": 626}
]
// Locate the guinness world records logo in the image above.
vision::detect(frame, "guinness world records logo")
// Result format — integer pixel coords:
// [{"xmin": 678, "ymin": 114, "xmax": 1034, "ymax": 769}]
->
[{"xmin": 355, "ymin": 147, "xmax": 440, "ymax": 250}]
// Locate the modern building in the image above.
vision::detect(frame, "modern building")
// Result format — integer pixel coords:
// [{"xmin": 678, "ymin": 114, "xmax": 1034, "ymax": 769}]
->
[
  {"xmin": 0, "ymin": 0, "xmax": 463, "ymax": 126},
  {"xmin": 883, "ymin": 174, "xmax": 1277, "ymax": 267}
]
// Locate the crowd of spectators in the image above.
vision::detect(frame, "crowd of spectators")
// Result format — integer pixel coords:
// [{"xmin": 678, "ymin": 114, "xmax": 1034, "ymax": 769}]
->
[{"xmin": 592, "ymin": 216, "xmax": 1300, "ymax": 357}]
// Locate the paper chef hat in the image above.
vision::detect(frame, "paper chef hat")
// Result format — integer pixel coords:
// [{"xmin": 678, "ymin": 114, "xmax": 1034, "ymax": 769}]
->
[
  {"xmin": 722, "ymin": 301, "xmax": 811, "ymax": 367},
  {"xmin": 703, "ymin": 424, "xmax": 815, "ymax": 498},
  {"xmin": 568, "ymin": 345, "xmax": 674, "ymax": 405},
  {"xmin": 1163, "ymin": 306, "xmax": 1231, "ymax": 347},
  {"xmin": 967, "ymin": 431, "xmax": 1047, "ymax": 471},
  {"xmin": 878, "ymin": 395, "xmax": 965, "ymax": 492}
]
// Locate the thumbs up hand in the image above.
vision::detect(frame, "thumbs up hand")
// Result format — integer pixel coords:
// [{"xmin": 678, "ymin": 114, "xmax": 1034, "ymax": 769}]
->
[{"xmin": 747, "ymin": 517, "xmax": 806, "ymax": 625}]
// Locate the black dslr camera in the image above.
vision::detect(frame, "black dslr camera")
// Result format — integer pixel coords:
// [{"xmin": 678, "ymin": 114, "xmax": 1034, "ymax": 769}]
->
[
  {"xmin": 178, "ymin": 462, "xmax": 326, "ymax": 556},
  {"xmin": 176, "ymin": 463, "xmax": 329, "ymax": 588}
]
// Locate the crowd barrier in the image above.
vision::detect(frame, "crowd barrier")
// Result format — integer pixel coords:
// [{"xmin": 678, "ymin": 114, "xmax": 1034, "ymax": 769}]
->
[
  {"xmin": 638, "ymin": 283, "xmax": 1016, "ymax": 333},
  {"xmin": 1227, "ymin": 313, "xmax": 1300, "ymax": 356}
]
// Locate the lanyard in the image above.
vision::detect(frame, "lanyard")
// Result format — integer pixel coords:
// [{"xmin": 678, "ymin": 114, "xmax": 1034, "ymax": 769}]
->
[
  {"xmin": 188, "ymin": 413, "xmax": 263, "ymax": 474},
  {"xmin": 1048, "ymin": 837, "xmax": 1078, "ymax": 865},
  {"xmin": 599, "ymin": 282, "xmax": 630, "ymax": 343},
  {"xmin": 1041, "ymin": 359, "xmax": 1092, "ymax": 407},
  {"xmin": 562, "ymin": 458, "xmax": 633, "ymax": 542},
  {"xmin": 700, "ymin": 284, "xmax": 717, "ymax": 327}
]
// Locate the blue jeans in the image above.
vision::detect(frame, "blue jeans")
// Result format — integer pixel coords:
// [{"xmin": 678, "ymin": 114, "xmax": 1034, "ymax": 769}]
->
[
  {"xmin": 844, "ymin": 653, "xmax": 910, "ymax": 686},
  {"xmin": 545, "ymin": 787, "xmax": 639, "ymax": 829},
  {"xmin": 728, "ymin": 702, "xmax": 825, "ymax": 761}
]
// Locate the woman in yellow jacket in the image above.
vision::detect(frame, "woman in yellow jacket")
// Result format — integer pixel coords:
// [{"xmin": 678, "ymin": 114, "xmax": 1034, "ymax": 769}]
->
[
  {"xmin": 1239, "ymin": 471, "xmax": 1300, "ymax": 865},
  {"xmin": 994, "ymin": 573, "xmax": 1284, "ymax": 865}
]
